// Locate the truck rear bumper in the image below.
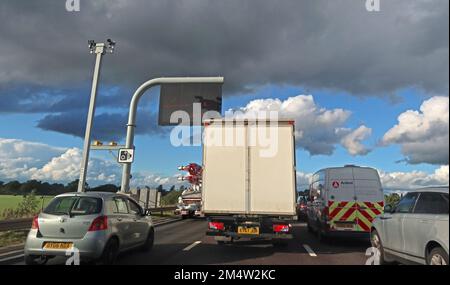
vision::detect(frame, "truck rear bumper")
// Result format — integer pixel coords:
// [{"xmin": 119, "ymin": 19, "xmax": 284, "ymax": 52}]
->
[
  {"xmin": 206, "ymin": 216, "xmax": 294, "ymax": 240},
  {"xmin": 324, "ymin": 230, "xmax": 370, "ymax": 239},
  {"xmin": 206, "ymin": 230, "xmax": 293, "ymax": 240}
]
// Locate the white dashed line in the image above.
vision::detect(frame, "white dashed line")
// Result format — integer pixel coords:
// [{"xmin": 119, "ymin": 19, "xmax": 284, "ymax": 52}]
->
[
  {"xmin": 0, "ymin": 249, "xmax": 24, "ymax": 258},
  {"xmin": 0, "ymin": 254, "xmax": 24, "ymax": 263},
  {"xmin": 183, "ymin": 241, "xmax": 201, "ymax": 251},
  {"xmin": 303, "ymin": 244, "xmax": 317, "ymax": 257}
]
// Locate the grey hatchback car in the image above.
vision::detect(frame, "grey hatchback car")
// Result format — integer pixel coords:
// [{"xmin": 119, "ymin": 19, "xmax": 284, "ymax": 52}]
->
[
  {"xmin": 24, "ymin": 192, "xmax": 154, "ymax": 265},
  {"xmin": 371, "ymin": 187, "xmax": 449, "ymax": 265}
]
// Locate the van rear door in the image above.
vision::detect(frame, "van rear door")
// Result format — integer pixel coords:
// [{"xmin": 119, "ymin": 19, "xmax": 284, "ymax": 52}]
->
[
  {"xmin": 327, "ymin": 168, "xmax": 357, "ymax": 231},
  {"xmin": 352, "ymin": 168, "xmax": 384, "ymax": 232}
]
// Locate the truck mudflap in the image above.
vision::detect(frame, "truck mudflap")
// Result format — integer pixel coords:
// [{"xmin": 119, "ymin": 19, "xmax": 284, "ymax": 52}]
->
[{"xmin": 206, "ymin": 217, "xmax": 294, "ymax": 240}]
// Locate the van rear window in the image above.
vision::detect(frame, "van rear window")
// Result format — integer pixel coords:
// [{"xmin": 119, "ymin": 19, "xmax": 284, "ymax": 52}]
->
[{"xmin": 44, "ymin": 196, "xmax": 102, "ymax": 216}]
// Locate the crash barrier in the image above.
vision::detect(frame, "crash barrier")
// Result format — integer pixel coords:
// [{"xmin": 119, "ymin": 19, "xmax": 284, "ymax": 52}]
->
[{"xmin": 0, "ymin": 206, "xmax": 177, "ymax": 232}]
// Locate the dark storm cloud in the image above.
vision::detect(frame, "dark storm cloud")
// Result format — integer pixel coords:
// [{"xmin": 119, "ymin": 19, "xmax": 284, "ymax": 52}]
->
[
  {"xmin": 0, "ymin": 0, "xmax": 448, "ymax": 96},
  {"xmin": 36, "ymin": 109, "xmax": 165, "ymax": 141},
  {"xmin": 0, "ymin": 84, "xmax": 145, "ymax": 113},
  {"xmin": 1, "ymin": 0, "xmax": 448, "ymax": 146}
]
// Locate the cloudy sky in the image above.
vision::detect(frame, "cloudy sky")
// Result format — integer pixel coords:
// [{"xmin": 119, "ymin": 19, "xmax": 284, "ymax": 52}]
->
[{"xmin": 0, "ymin": 0, "xmax": 448, "ymax": 190}]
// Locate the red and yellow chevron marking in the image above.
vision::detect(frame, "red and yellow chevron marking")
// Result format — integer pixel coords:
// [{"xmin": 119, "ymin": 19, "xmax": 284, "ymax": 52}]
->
[{"xmin": 328, "ymin": 201, "xmax": 384, "ymax": 232}]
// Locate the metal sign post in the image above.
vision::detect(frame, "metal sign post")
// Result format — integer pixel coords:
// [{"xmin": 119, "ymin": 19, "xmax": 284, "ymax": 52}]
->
[
  {"xmin": 120, "ymin": 77, "xmax": 224, "ymax": 193},
  {"xmin": 77, "ymin": 40, "xmax": 115, "ymax": 192}
]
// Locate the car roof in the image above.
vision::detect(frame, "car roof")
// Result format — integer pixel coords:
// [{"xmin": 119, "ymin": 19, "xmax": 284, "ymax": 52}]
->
[
  {"xmin": 55, "ymin": 191, "xmax": 128, "ymax": 199},
  {"xmin": 406, "ymin": 187, "xmax": 449, "ymax": 194}
]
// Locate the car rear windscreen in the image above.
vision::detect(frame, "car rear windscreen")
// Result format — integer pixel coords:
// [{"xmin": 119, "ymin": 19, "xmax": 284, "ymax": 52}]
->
[{"xmin": 44, "ymin": 196, "xmax": 102, "ymax": 216}]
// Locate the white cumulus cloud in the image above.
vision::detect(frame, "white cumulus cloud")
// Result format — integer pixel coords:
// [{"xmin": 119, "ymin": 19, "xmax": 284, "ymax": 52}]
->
[
  {"xmin": 379, "ymin": 165, "xmax": 449, "ymax": 190},
  {"xmin": 0, "ymin": 138, "xmax": 180, "ymax": 188},
  {"xmin": 230, "ymin": 95, "xmax": 372, "ymax": 156},
  {"xmin": 382, "ymin": 96, "xmax": 449, "ymax": 165},
  {"xmin": 341, "ymin": 126, "xmax": 373, "ymax": 156}
]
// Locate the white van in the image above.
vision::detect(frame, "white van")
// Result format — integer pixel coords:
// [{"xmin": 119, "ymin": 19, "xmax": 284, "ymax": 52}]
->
[{"xmin": 306, "ymin": 165, "xmax": 384, "ymax": 240}]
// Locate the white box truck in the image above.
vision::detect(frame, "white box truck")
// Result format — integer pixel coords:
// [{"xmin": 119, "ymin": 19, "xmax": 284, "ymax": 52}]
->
[{"xmin": 202, "ymin": 119, "xmax": 297, "ymax": 244}]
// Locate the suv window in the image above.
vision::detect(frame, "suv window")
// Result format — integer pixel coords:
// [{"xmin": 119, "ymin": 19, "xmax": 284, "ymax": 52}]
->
[
  {"xmin": 395, "ymin": 192, "xmax": 419, "ymax": 214},
  {"xmin": 113, "ymin": 197, "xmax": 129, "ymax": 214},
  {"xmin": 414, "ymin": 192, "xmax": 449, "ymax": 215},
  {"xmin": 128, "ymin": 199, "xmax": 142, "ymax": 215}
]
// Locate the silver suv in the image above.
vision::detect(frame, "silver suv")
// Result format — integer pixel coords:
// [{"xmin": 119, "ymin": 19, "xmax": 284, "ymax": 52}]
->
[
  {"xmin": 24, "ymin": 192, "xmax": 154, "ymax": 265},
  {"xmin": 371, "ymin": 187, "xmax": 449, "ymax": 265}
]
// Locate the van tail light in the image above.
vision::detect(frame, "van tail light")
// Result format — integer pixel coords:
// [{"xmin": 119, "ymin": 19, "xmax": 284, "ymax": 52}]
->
[
  {"xmin": 88, "ymin": 216, "xmax": 108, "ymax": 232},
  {"xmin": 31, "ymin": 215, "xmax": 39, "ymax": 230},
  {"xmin": 208, "ymin": 222, "xmax": 225, "ymax": 231},
  {"xmin": 273, "ymin": 224, "xmax": 290, "ymax": 233}
]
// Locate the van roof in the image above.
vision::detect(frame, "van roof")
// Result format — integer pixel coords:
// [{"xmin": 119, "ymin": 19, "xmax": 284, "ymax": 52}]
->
[{"xmin": 314, "ymin": 165, "xmax": 376, "ymax": 173}]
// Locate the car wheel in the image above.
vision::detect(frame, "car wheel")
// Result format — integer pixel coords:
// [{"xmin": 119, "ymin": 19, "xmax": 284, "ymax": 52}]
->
[
  {"xmin": 316, "ymin": 221, "xmax": 328, "ymax": 243},
  {"xmin": 307, "ymin": 220, "xmax": 314, "ymax": 233},
  {"xmin": 317, "ymin": 228, "xmax": 328, "ymax": 243},
  {"xmin": 370, "ymin": 230, "xmax": 387, "ymax": 265},
  {"xmin": 100, "ymin": 238, "xmax": 119, "ymax": 265},
  {"xmin": 24, "ymin": 255, "xmax": 48, "ymax": 265},
  {"xmin": 141, "ymin": 228, "xmax": 155, "ymax": 252},
  {"xmin": 427, "ymin": 247, "xmax": 448, "ymax": 265}
]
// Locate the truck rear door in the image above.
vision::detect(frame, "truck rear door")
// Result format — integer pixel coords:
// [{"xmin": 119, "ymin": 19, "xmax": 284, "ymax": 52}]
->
[
  {"xmin": 249, "ymin": 121, "xmax": 296, "ymax": 215},
  {"xmin": 202, "ymin": 122, "xmax": 247, "ymax": 214}
]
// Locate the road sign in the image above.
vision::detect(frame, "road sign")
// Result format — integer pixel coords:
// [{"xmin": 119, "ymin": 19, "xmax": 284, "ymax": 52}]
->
[
  {"xmin": 332, "ymin": 181, "xmax": 340, "ymax": 189},
  {"xmin": 158, "ymin": 82, "xmax": 223, "ymax": 126},
  {"xmin": 118, "ymin": 148, "xmax": 134, "ymax": 163}
]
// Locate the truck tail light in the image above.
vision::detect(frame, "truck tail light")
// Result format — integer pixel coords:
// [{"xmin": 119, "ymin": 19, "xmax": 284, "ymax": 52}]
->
[
  {"xmin": 208, "ymin": 222, "xmax": 224, "ymax": 231},
  {"xmin": 273, "ymin": 224, "xmax": 290, "ymax": 233},
  {"xmin": 88, "ymin": 216, "xmax": 108, "ymax": 231},
  {"xmin": 31, "ymin": 215, "xmax": 39, "ymax": 230}
]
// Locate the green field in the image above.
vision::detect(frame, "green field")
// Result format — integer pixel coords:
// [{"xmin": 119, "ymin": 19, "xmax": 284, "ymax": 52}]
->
[{"xmin": 0, "ymin": 195, "xmax": 53, "ymax": 216}]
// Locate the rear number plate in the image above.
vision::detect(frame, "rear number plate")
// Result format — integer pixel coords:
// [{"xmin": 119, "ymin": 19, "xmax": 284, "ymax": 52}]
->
[
  {"xmin": 335, "ymin": 222, "xmax": 354, "ymax": 230},
  {"xmin": 43, "ymin": 242, "xmax": 73, "ymax": 250},
  {"xmin": 237, "ymin": 226, "xmax": 259, "ymax": 235}
]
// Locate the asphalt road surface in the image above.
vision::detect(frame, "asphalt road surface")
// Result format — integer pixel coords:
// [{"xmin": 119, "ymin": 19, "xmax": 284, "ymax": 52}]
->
[{"xmin": 10, "ymin": 219, "xmax": 371, "ymax": 265}]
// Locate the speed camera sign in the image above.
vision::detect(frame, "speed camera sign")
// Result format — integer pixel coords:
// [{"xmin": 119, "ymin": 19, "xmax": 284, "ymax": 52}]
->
[{"xmin": 118, "ymin": 148, "xmax": 134, "ymax": 163}]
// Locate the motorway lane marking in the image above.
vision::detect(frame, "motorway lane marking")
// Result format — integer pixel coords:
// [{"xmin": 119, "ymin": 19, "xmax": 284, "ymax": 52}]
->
[
  {"xmin": 183, "ymin": 241, "xmax": 201, "ymax": 251},
  {"xmin": 0, "ymin": 249, "xmax": 24, "ymax": 258},
  {"xmin": 0, "ymin": 254, "xmax": 24, "ymax": 263},
  {"xmin": 303, "ymin": 244, "xmax": 317, "ymax": 257}
]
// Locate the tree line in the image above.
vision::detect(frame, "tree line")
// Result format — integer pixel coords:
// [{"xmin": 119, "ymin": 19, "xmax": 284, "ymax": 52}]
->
[
  {"xmin": 0, "ymin": 179, "xmax": 185, "ymax": 199},
  {"xmin": 0, "ymin": 179, "xmax": 116, "ymax": 196}
]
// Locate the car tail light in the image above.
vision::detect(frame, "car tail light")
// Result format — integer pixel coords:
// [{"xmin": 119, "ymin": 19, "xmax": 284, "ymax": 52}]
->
[
  {"xmin": 88, "ymin": 216, "xmax": 108, "ymax": 232},
  {"xmin": 31, "ymin": 215, "xmax": 39, "ymax": 230},
  {"xmin": 208, "ymin": 222, "xmax": 224, "ymax": 231},
  {"xmin": 273, "ymin": 224, "xmax": 290, "ymax": 233}
]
